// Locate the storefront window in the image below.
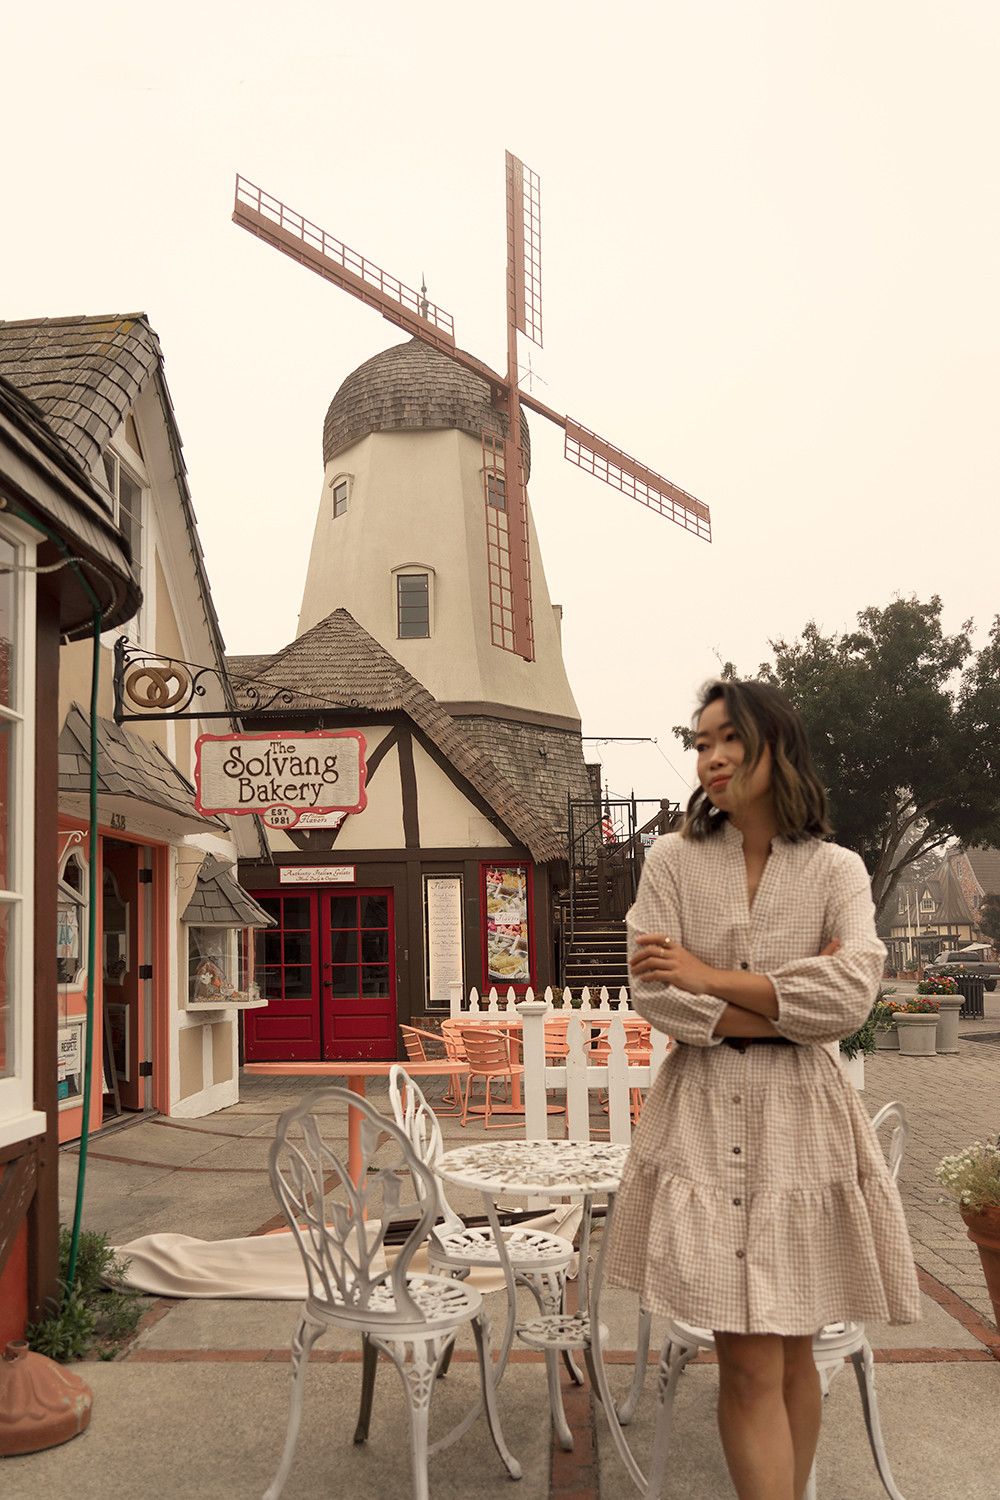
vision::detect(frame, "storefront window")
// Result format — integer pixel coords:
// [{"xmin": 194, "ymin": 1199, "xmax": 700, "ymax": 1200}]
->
[
  {"xmin": 189, "ymin": 926, "xmax": 260, "ymax": 1007},
  {"xmin": 0, "ymin": 521, "xmax": 35, "ymax": 1143},
  {"xmin": 57, "ymin": 850, "xmax": 88, "ymax": 986},
  {"xmin": 0, "ymin": 537, "xmax": 17, "ymax": 1080}
]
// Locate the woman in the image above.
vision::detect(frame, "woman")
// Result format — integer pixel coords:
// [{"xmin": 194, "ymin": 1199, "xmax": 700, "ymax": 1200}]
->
[{"xmin": 606, "ymin": 679, "xmax": 919, "ymax": 1500}]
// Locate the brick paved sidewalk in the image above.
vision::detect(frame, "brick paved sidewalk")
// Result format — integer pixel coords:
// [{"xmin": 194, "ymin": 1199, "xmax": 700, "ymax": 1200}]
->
[{"xmin": 32, "ymin": 1020, "xmax": 999, "ymax": 1500}]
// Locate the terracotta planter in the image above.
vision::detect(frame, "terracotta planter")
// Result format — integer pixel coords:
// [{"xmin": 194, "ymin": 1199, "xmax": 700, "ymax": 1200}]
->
[
  {"xmin": 0, "ymin": 1341, "xmax": 93, "ymax": 1455},
  {"xmin": 893, "ymin": 1013, "xmax": 938, "ymax": 1055},
  {"xmin": 960, "ymin": 1205, "xmax": 1000, "ymax": 1331}
]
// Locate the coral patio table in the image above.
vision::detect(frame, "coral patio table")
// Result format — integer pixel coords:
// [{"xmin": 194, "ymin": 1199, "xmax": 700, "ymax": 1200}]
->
[
  {"xmin": 243, "ymin": 1059, "xmax": 470, "ymax": 1185},
  {"xmin": 436, "ymin": 1137, "xmax": 628, "ymax": 1450}
]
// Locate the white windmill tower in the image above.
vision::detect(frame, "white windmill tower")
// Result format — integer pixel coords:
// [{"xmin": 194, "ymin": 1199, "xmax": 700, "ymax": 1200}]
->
[{"xmin": 232, "ymin": 156, "xmax": 711, "ymax": 827}]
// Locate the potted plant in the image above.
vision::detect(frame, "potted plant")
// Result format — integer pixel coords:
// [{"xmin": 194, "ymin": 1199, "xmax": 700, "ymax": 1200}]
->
[
  {"xmin": 870, "ymin": 988, "xmax": 902, "ymax": 1050},
  {"xmin": 935, "ymin": 1133, "xmax": 1000, "ymax": 1330},
  {"xmin": 839, "ymin": 1002, "xmax": 882, "ymax": 1087},
  {"xmin": 892, "ymin": 992, "xmax": 942, "ymax": 1055}
]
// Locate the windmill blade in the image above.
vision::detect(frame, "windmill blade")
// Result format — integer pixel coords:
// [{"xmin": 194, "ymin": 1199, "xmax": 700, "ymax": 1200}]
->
[
  {"xmin": 233, "ymin": 175, "xmax": 456, "ymax": 356},
  {"xmin": 482, "ymin": 432, "xmax": 534, "ymax": 660},
  {"xmin": 506, "ymin": 153, "xmax": 543, "ymax": 348},
  {"xmin": 564, "ymin": 419, "xmax": 712, "ymax": 542}
]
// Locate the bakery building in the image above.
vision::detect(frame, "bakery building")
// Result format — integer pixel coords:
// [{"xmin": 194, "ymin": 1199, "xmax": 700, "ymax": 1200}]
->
[{"xmin": 228, "ymin": 608, "xmax": 568, "ymax": 1061}]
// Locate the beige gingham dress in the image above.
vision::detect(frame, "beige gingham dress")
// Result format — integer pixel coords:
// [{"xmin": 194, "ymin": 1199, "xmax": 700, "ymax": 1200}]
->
[{"xmin": 606, "ymin": 822, "xmax": 921, "ymax": 1335}]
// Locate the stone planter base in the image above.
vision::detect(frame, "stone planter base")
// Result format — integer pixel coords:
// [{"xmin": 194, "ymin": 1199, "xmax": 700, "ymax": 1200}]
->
[
  {"xmin": 936, "ymin": 995, "xmax": 963, "ymax": 1053},
  {"xmin": 874, "ymin": 1028, "xmax": 899, "ymax": 1050},
  {"xmin": 893, "ymin": 1013, "xmax": 938, "ymax": 1055}
]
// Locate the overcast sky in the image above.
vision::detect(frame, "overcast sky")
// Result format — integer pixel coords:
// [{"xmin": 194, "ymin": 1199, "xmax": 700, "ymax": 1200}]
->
[{"xmin": 6, "ymin": 2, "xmax": 999, "ymax": 807}]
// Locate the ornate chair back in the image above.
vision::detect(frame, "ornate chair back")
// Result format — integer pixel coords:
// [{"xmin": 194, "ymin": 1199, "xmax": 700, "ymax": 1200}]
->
[
  {"xmin": 387, "ymin": 1065, "xmax": 467, "ymax": 1239},
  {"xmin": 268, "ymin": 1085, "xmax": 437, "ymax": 1330},
  {"xmin": 870, "ymin": 1099, "xmax": 908, "ymax": 1182}
]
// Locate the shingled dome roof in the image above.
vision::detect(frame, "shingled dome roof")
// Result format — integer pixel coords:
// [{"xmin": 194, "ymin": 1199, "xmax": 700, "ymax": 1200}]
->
[{"xmin": 322, "ymin": 338, "xmax": 531, "ymax": 477}]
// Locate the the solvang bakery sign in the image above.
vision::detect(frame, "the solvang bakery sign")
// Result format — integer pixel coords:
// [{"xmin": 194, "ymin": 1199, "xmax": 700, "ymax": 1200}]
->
[{"xmin": 194, "ymin": 731, "xmax": 367, "ymax": 828}]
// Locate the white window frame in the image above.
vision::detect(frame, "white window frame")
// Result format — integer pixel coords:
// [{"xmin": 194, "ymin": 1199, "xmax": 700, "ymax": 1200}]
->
[
  {"xmin": 0, "ymin": 515, "xmax": 41, "ymax": 1148},
  {"xmin": 100, "ymin": 432, "xmax": 148, "ymax": 641},
  {"xmin": 392, "ymin": 562, "xmax": 435, "ymax": 640},
  {"xmin": 57, "ymin": 846, "xmax": 89, "ymax": 990}
]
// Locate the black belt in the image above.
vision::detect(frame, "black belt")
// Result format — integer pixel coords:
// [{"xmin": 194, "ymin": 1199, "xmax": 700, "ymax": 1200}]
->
[{"xmin": 722, "ymin": 1036, "xmax": 795, "ymax": 1051}]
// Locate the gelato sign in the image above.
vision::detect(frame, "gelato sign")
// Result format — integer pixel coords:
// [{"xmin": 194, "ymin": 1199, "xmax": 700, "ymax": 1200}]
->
[{"xmin": 195, "ymin": 731, "xmax": 367, "ymax": 826}]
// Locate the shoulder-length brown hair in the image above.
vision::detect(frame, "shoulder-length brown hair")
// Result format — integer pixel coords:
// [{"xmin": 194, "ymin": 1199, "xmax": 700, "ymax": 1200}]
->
[{"xmin": 681, "ymin": 679, "xmax": 831, "ymax": 842}]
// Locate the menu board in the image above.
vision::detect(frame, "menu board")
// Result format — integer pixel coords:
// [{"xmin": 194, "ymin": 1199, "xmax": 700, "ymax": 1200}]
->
[
  {"xmin": 425, "ymin": 875, "xmax": 464, "ymax": 1007},
  {"xmin": 484, "ymin": 865, "xmax": 531, "ymax": 986}
]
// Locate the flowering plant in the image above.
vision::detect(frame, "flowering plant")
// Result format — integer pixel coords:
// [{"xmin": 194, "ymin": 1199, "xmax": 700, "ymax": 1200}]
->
[
  {"xmin": 936, "ymin": 1134, "xmax": 1000, "ymax": 1213},
  {"xmin": 870, "ymin": 989, "xmax": 903, "ymax": 1032},
  {"xmin": 841, "ymin": 988, "xmax": 897, "ymax": 1056},
  {"xmin": 901, "ymin": 996, "xmax": 939, "ymax": 1013},
  {"xmin": 916, "ymin": 975, "xmax": 959, "ymax": 996}
]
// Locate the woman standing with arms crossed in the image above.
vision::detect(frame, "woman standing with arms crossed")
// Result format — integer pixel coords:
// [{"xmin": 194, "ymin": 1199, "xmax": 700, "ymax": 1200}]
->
[{"xmin": 606, "ymin": 680, "xmax": 919, "ymax": 1500}]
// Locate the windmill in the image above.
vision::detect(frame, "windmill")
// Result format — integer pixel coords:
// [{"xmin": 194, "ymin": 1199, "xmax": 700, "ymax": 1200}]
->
[{"xmin": 232, "ymin": 154, "xmax": 711, "ymax": 664}]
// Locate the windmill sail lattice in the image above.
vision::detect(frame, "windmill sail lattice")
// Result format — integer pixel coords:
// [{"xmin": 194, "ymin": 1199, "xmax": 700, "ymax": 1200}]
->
[{"xmin": 233, "ymin": 158, "xmax": 711, "ymax": 663}]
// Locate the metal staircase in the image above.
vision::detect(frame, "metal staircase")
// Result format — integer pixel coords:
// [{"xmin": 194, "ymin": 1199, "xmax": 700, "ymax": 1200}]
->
[{"xmin": 559, "ymin": 796, "xmax": 682, "ymax": 992}]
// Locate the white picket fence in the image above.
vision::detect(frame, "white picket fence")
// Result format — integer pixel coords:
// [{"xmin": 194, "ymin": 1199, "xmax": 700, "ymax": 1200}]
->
[{"xmin": 446, "ymin": 982, "xmax": 669, "ymax": 1145}]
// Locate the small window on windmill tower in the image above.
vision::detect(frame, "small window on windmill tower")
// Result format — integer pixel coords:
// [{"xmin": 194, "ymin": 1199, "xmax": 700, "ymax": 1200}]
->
[
  {"xmin": 397, "ymin": 572, "xmax": 430, "ymax": 638},
  {"xmin": 331, "ymin": 477, "xmax": 349, "ymax": 517},
  {"xmin": 486, "ymin": 472, "xmax": 506, "ymax": 512}
]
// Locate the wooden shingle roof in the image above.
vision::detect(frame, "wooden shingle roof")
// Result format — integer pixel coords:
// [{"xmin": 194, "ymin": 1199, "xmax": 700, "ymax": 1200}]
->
[
  {"xmin": 0, "ymin": 314, "xmax": 161, "ymax": 476},
  {"xmin": 228, "ymin": 609, "xmax": 566, "ymax": 863},
  {"xmin": 59, "ymin": 703, "xmax": 226, "ymax": 833},
  {"xmin": 962, "ymin": 846, "xmax": 1000, "ymax": 894},
  {"xmin": 323, "ymin": 338, "xmax": 531, "ymax": 473},
  {"xmin": 182, "ymin": 855, "xmax": 275, "ymax": 927}
]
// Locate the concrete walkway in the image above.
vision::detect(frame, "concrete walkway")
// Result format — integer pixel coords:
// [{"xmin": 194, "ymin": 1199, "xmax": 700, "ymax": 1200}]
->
[{"xmin": 3, "ymin": 1003, "xmax": 998, "ymax": 1499}]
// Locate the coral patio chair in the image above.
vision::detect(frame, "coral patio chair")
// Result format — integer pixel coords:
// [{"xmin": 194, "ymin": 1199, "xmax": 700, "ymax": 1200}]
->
[
  {"xmin": 262, "ymin": 1085, "xmax": 521, "ymax": 1500},
  {"xmin": 459, "ymin": 1026, "xmax": 524, "ymax": 1129},
  {"xmin": 399, "ymin": 1024, "xmax": 464, "ymax": 1116}
]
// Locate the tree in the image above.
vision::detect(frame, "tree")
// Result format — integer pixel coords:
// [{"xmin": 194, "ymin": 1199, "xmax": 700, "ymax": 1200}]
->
[
  {"xmin": 676, "ymin": 598, "xmax": 1000, "ymax": 918},
  {"xmin": 979, "ymin": 893, "xmax": 1000, "ymax": 948}
]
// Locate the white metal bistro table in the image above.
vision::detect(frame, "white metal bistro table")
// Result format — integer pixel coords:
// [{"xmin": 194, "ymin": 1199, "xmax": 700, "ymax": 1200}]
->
[{"xmin": 436, "ymin": 1138, "xmax": 628, "ymax": 1450}]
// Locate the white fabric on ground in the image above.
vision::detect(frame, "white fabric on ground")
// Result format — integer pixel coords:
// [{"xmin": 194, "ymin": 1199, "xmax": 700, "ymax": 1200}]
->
[{"xmin": 114, "ymin": 1206, "xmax": 581, "ymax": 1298}]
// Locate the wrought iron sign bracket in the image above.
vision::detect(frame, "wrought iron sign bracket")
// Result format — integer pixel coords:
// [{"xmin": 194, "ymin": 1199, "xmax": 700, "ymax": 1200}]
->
[{"xmin": 112, "ymin": 636, "xmax": 301, "ymax": 725}]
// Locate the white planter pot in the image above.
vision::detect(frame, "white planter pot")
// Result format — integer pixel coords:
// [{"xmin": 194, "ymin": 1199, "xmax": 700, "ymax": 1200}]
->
[
  {"xmin": 893, "ymin": 1014, "xmax": 938, "ymax": 1056},
  {"xmin": 840, "ymin": 1053, "xmax": 865, "ymax": 1089}
]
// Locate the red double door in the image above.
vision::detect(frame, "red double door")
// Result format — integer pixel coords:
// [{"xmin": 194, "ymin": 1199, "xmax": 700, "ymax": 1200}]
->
[{"xmin": 245, "ymin": 888, "xmax": 396, "ymax": 1062}]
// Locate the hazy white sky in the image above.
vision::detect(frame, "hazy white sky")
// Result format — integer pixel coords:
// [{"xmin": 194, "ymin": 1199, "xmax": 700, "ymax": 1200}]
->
[{"xmin": 6, "ymin": 2, "xmax": 999, "ymax": 806}]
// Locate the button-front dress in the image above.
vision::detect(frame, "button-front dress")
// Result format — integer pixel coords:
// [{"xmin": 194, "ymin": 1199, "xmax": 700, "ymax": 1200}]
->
[{"xmin": 605, "ymin": 822, "xmax": 921, "ymax": 1335}]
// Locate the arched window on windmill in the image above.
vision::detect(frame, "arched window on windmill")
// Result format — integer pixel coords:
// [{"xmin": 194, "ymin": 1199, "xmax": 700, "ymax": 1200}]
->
[
  {"xmin": 329, "ymin": 472, "xmax": 352, "ymax": 518},
  {"xmin": 391, "ymin": 562, "xmax": 435, "ymax": 640}
]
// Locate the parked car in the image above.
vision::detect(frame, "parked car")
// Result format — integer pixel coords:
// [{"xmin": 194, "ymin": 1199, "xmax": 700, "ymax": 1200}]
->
[{"xmin": 923, "ymin": 946, "xmax": 999, "ymax": 991}]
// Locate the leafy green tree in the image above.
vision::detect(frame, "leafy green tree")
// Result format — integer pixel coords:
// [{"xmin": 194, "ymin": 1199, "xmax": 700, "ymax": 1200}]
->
[
  {"xmin": 678, "ymin": 598, "xmax": 1000, "ymax": 918},
  {"xmin": 979, "ymin": 892, "xmax": 1000, "ymax": 947}
]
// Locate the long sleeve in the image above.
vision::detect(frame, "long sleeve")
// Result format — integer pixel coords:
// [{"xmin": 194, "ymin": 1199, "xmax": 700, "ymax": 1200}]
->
[
  {"xmin": 625, "ymin": 843, "xmax": 728, "ymax": 1047},
  {"xmin": 766, "ymin": 848, "xmax": 885, "ymax": 1045}
]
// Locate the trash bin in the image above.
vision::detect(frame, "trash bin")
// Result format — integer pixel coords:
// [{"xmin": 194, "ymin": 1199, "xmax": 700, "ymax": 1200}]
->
[{"xmin": 954, "ymin": 974, "xmax": 985, "ymax": 1020}]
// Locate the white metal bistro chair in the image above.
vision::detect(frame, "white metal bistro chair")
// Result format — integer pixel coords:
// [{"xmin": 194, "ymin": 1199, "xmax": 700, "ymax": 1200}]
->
[
  {"xmin": 388, "ymin": 1065, "xmax": 585, "ymax": 1445},
  {"xmin": 262, "ymin": 1085, "xmax": 522, "ymax": 1500},
  {"xmin": 608, "ymin": 1100, "xmax": 910, "ymax": 1500}
]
